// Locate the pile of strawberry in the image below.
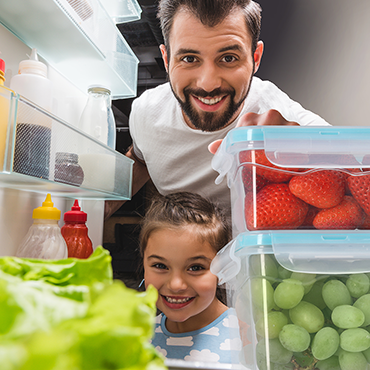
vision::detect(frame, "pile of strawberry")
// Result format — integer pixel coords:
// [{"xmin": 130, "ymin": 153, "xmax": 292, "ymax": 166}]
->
[{"xmin": 240, "ymin": 149, "xmax": 370, "ymax": 230}]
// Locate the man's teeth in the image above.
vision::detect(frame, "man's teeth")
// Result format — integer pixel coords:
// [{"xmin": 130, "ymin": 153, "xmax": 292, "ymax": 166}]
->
[
  {"xmin": 166, "ymin": 296, "xmax": 192, "ymax": 304},
  {"xmin": 198, "ymin": 96, "xmax": 223, "ymax": 105}
]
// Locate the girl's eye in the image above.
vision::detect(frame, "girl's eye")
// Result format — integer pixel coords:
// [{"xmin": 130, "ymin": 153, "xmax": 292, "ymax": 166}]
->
[
  {"xmin": 182, "ymin": 55, "xmax": 197, "ymax": 63},
  {"xmin": 189, "ymin": 265, "xmax": 205, "ymax": 272},
  {"xmin": 222, "ymin": 55, "xmax": 237, "ymax": 63},
  {"xmin": 153, "ymin": 263, "xmax": 167, "ymax": 270}
]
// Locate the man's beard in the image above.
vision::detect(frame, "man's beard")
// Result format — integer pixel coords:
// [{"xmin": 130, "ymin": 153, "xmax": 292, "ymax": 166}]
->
[{"xmin": 169, "ymin": 75, "xmax": 253, "ymax": 132}]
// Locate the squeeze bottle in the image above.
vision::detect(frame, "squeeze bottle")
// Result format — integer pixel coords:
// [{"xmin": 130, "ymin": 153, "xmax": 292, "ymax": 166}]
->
[
  {"xmin": 16, "ymin": 194, "xmax": 68, "ymax": 259},
  {"xmin": 10, "ymin": 48, "xmax": 53, "ymax": 179},
  {"xmin": 61, "ymin": 199, "xmax": 93, "ymax": 259},
  {"xmin": 0, "ymin": 57, "xmax": 9, "ymax": 170}
]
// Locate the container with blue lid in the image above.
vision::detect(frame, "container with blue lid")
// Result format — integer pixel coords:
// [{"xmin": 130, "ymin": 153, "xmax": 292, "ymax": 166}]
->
[{"xmin": 212, "ymin": 126, "xmax": 370, "ymax": 235}]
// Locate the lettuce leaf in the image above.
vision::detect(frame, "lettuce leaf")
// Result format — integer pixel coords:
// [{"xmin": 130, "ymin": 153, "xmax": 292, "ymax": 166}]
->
[{"xmin": 0, "ymin": 247, "xmax": 165, "ymax": 370}]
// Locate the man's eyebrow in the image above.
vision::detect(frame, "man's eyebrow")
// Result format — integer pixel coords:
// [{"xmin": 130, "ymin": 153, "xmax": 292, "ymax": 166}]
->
[
  {"xmin": 175, "ymin": 48, "xmax": 200, "ymax": 56},
  {"xmin": 218, "ymin": 44, "xmax": 243, "ymax": 53}
]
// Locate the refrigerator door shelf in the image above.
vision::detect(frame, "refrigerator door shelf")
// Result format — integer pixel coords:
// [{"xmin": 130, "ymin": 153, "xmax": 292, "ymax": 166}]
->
[
  {"xmin": 0, "ymin": 0, "xmax": 139, "ymax": 99},
  {"xmin": 0, "ymin": 85, "xmax": 133, "ymax": 200}
]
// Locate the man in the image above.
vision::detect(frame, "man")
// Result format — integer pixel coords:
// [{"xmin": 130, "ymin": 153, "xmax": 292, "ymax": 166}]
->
[{"xmin": 105, "ymin": 0, "xmax": 329, "ymax": 218}]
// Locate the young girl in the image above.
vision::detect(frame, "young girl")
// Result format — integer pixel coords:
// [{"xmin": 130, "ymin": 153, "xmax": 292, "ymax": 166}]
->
[{"xmin": 140, "ymin": 192, "xmax": 242, "ymax": 364}]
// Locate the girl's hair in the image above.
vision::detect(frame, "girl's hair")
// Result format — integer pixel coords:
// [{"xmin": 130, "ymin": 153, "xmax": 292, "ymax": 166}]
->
[
  {"xmin": 157, "ymin": 0, "xmax": 262, "ymax": 56},
  {"xmin": 139, "ymin": 191, "xmax": 231, "ymax": 258}
]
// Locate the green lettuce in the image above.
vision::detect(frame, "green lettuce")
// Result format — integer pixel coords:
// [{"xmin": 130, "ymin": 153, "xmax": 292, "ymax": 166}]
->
[{"xmin": 0, "ymin": 247, "xmax": 165, "ymax": 370}]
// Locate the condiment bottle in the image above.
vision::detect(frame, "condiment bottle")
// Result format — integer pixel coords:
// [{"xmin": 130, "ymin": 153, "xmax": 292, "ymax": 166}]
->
[
  {"xmin": 16, "ymin": 194, "xmax": 68, "ymax": 259},
  {"xmin": 78, "ymin": 85, "xmax": 116, "ymax": 149},
  {"xmin": 61, "ymin": 199, "xmax": 93, "ymax": 259},
  {"xmin": 10, "ymin": 48, "xmax": 53, "ymax": 179},
  {"xmin": 0, "ymin": 57, "xmax": 9, "ymax": 170}
]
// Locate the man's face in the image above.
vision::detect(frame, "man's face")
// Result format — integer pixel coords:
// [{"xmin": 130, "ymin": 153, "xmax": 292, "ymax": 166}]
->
[{"xmin": 161, "ymin": 8, "xmax": 263, "ymax": 132}]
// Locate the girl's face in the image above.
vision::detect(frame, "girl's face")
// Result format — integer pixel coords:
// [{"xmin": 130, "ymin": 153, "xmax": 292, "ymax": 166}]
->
[{"xmin": 143, "ymin": 227, "xmax": 226, "ymax": 333}]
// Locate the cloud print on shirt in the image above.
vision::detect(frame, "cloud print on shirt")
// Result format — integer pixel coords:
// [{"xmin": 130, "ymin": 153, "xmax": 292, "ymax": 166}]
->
[
  {"xmin": 200, "ymin": 327, "xmax": 220, "ymax": 336},
  {"xmin": 155, "ymin": 316, "xmax": 162, "ymax": 324},
  {"xmin": 220, "ymin": 337, "xmax": 242, "ymax": 351},
  {"xmin": 155, "ymin": 346, "xmax": 167, "ymax": 357},
  {"xmin": 184, "ymin": 349, "xmax": 220, "ymax": 362},
  {"xmin": 155, "ymin": 326, "xmax": 163, "ymax": 333},
  {"xmin": 223, "ymin": 314, "xmax": 239, "ymax": 328},
  {"xmin": 167, "ymin": 336, "xmax": 194, "ymax": 346}
]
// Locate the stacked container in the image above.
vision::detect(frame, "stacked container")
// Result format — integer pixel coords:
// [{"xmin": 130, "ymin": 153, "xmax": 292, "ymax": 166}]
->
[{"xmin": 210, "ymin": 126, "xmax": 370, "ymax": 370}]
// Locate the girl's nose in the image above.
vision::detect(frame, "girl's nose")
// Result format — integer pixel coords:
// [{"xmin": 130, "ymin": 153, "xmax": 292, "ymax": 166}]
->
[{"xmin": 168, "ymin": 273, "xmax": 188, "ymax": 292}]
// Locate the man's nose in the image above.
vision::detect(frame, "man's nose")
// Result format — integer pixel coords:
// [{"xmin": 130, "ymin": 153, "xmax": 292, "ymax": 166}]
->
[{"xmin": 195, "ymin": 62, "xmax": 222, "ymax": 93}]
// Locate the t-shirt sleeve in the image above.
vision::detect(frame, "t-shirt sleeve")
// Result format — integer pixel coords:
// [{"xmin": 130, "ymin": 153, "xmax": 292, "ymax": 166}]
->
[{"xmin": 128, "ymin": 97, "xmax": 145, "ymax": 161}]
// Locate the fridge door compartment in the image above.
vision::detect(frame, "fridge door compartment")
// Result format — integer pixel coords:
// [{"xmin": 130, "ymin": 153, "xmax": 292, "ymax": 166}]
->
[
  {"xmin": 0, "ymin": 0, "xmax": 139, "ymax": 99},
  {"xmin": 100, "ymin": 0, "xmax": 142, "ymax": 24},
  {"xmin": 0, "ymin": 85, "xmax": 133, "ymax": 200}
]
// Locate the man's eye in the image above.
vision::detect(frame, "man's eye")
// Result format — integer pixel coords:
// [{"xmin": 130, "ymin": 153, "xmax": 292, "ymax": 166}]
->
[
  {"xmin": 222, "ymin": 55, "xmax": 237, "ymax": 63},
  {"xmin": 182, "ymin": 56, "xmax": 197, "ymax": 63}
]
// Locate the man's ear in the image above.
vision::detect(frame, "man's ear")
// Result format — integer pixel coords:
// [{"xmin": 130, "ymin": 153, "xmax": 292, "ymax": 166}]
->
[
  {"xmin": 160, "ymin": 44, "xmax": 169, "ymax": 72},
  {"xmin": 253, "ymin": 40, "xmax": 264, "ymax": 74}
]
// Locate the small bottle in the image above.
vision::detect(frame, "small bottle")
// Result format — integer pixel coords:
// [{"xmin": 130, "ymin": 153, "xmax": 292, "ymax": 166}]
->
[
  {"xmin": 61, "ymin": 199, "xmax": 93, "ymax": 259},
  {"xmin": 16, "ymin": 194, "xmax": 68, "ymax": 259},
  {"xmin": 10, "ymin": 48, "xmax": 53, "ymax": 179},
  {"xmin": 78, "ymin": 85, "xmax": 116, "ymax": 149},
  {"xmin": 54, "ymin": 152, "xmax": 84, "ymax": 186},
  {"xmin": 0, "ymin": 57, "xmax": 9, "ymax": 170}
]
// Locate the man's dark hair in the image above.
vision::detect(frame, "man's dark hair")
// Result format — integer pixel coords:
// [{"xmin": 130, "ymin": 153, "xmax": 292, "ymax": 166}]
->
[{"xmin": 157, "ymin": 0, "xmax": 262, "ymax": 56}]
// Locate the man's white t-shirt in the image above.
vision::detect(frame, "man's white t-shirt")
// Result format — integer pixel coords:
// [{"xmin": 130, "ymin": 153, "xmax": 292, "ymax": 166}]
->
[{"xmin": 129, "ymin": 77, "xmax": 329, "ymax": 211}]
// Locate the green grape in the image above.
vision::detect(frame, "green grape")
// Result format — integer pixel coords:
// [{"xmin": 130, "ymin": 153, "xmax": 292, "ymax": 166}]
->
[
  {"xmin": 322, "ymin": 279, "xmax": 352, "ymax": 310},
  {"xmin": 331, "ymin": 305, "xmax": 365, "ymax": 329},
  {"xmin": 289, "ymin": 301, "xmax": 325, "ymax": 333},
  {"xmin": 316, "ymin": 356, "xmax": 341, "ymax": 370},
  {"xmin": 303, "ymin": 280, "xmax": 327, "ymax": 310},
  {"xmin": 256, "ymin": 337, "xmax": 293, "ymax": 365},
  {"xmin": 279, "ymin": 324, "xmax": 310, "ymax": 352},
  {"xmin": 250, "ymin": 277, "xmax": 275, "ymax": 311},
  {"xmin": 256, "ymin": 351, "xmax": 294, "ymax": 370},
  {"xmin": 340, "ymin": 328, "xmax": 370, "ymax": 352},
  {"xmin": 353, "ymin": 294, "xmax": 370, "ymax": 326},
  {"xmin": 255, "ymin": 311, "xmax": 289, "ymax": 339},
  {"xmin": 338, "ymin": 350, "xmax": 368, "ymax": 370},
  {"xmin": 278, "ymin": 266, "xmax": 291, "ymax": 280},
  {"xmin": 272, "ymin": 363, "xmax": 294, "ymax": 370},
  {"xmin": 250, "ymin": 254, "xmax": 278, "ymax": 279},
  {"xmin": 311, "ymin": 327, "xmax": 340, "ymax": 360},
  {"xmin": 363, "ymin": 346, "xmax": 370, "ymax": 363},
  {"xmin": 274, "ymin": 279, "xmax": 304, "ymax": 310},
  {"xmin": 293, "ymin": 351, "xmax": 315, "ymax": 367},
  {"xmin": 346, "ymin": 274, "xmax": 370, "ymax": 298},
  {"xmin": 290, "ymin": 272, "xmax": 316, "ymax": 294}
]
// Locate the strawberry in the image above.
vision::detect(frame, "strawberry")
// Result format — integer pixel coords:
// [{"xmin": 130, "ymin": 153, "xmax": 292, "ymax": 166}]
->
[
  {"xmin": 359, "ymin": 214, "xmax": 370, "ymax": 229},
  {"xmin": 241, "ymin": 166, "xmax": 270, "ymax": 193},
  {"xmin": 239, "ymin": 149, "xmax": 302, "ymax": 183},
  {"xmin": 299, "ymin": 206, "xmax": 320, "ymax": 229},
  {"xmin": 313, "ymin": 196, "xmax": 365, "ymax": 229},
  {"xmin": 289, "ymin": 170, "xmax": 346, "ymax": 209},
  {"xmin": 347, "ymin": 173, "xmax": 370, "ymax": 216},
  {"xmin": 245, "ymin": 183, "xmax": 309, "ymax": 230}
]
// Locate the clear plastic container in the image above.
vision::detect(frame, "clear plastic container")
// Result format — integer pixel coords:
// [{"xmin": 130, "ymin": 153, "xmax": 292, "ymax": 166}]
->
[
  {"xmin": 16, "ymin": 193, "xmax": 68, "ymax": 259},
  {"xmin": 211, "ymin": 232, "xmax": 370, "ymax": 370},
  {"xmin": 212, "ymin": 126, "xmax": 370, "ymax": 235}
]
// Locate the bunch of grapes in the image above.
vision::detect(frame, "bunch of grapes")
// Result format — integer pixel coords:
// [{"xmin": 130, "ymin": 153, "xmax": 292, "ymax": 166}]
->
[{"xmin": 245, "ymin": 254, "xmax": 370, "ymax": 370}]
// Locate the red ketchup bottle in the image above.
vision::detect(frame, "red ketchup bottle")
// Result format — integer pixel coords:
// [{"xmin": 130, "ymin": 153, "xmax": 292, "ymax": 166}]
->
[{"xmin": 61, "ymin": 199, "xmax": 93, "ymax": 258}]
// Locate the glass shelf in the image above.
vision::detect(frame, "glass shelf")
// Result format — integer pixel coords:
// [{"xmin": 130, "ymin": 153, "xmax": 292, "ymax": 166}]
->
[
  {"xmin": 0, "ymin": 85, "xmax": 133, "ymax": 200},
  {"xmin": 0, "ymin": 0, "xmax": 139, "ymax": 99},
  {"xmin": 100, "ymin": 0, "xmax": 142, "ymax": 24}
]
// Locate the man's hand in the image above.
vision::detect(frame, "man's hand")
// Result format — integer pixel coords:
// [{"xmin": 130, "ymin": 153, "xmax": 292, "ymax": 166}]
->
[{"xmin": 208, "ymin": 109, "xmax": 299, "ymax": 154}]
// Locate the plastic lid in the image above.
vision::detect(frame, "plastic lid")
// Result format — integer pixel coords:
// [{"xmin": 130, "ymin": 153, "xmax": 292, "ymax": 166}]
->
[
  {"xmin": 63, "ymin": 199, "xmax": 87, "ymax": 222},
  {"xmin": 18, "ymin": 48, "xmax": 47, "ymax": 78},
  {"xmin": 32, "ymin": 194, "xmax": 61, "ymax": 220}
]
